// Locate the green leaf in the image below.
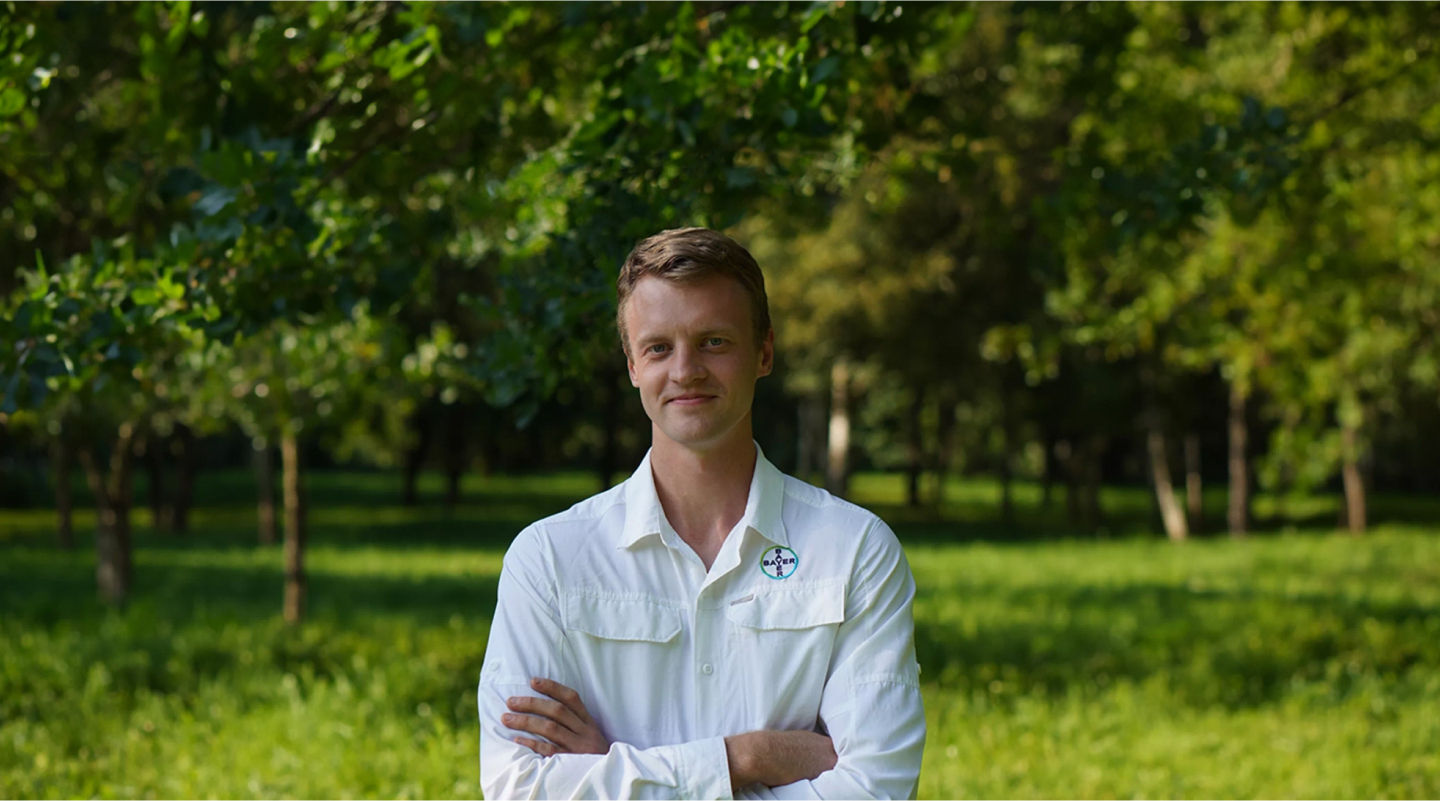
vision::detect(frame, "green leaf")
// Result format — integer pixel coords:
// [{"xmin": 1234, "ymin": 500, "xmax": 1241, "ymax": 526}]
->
[
  {"xmin": 810, "ymin": 56, "xmax": 840, "ymax": 86},
  {"xmin": 0, "ymin": 87, "xmax": 25, "ymax": 117},
  {"xmin": 0, "ymin": 371, "xmax": 20, "ymax": 414},
  {"xmin": 195, "ymin": 186, "xmax": 237, "ymax": 217}
]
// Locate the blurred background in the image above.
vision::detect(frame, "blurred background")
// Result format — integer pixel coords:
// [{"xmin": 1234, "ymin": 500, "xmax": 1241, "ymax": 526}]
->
[{"xmin": 2, "ymin": 2, "xmax": 1438, "ymax": 798}]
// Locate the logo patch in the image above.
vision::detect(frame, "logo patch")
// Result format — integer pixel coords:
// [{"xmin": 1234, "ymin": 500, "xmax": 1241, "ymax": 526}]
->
[{"xmin": 759, "ymin": 546, "xmax": 799, "ymax": 580}]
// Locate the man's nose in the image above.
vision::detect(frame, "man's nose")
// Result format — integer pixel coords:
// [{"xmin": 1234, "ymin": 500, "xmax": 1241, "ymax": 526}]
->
[{"xmin": 670, "ymin": 344, "xmax": 708, "ymax": 383}]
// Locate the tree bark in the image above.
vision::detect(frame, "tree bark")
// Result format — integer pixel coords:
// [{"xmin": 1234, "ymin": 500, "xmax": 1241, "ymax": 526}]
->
[
  {"xmin": 254, "ymin": 440, "xmax": 276, "ymax": 546},
  {"xmin": 52, "ymin": 436, "xmax": 75, "ymax": 549},
  {"xmin": 1227, "ymin": 383, "xmax": 1250, "ymax": 537},
  {"xmin": 999, "ymin": 384, "xmax": 1016, "ymax": 529},
  {"xmin": 146, "ymin": 435, "xmax": 168, "ymax": 533},
  {"xmin": 797, "ymin": 393, "xmax": 821, "ymax": 481},
  {"xmin": 1040, "ymin": 429, "xmax": 1055, "ymax": 511},
  {"xmin": 1082, "ymin": 436, "xmax": 1105, "ymax": 531},
  {"xmin": 1341, "ymin": 424, "xmax": 1366, "ymax": 535},
  {"xmin": 79, "ymin": 423, "xmax": 137, "ymax": 606},
  {"xmin": 445, "ymin": 403, "xmax": 466, "ymax": 508},
  {"xmin": 281, "ymin": 430, "xmax": 306, "ymax": 624},
  {"xmin": 1057, "ymin": 439, "xmax": 1081, "ymax": 526},
  {"xmin": 598, "ymin": 368, "xmax": 621, "ymax": 491},
  {"xmin": 826, "ymin": 359, "xmax": 851, "ymax": 499},
  {"xmin": 171, "ymin": 424, "xmax": 195, "ymax": 533},
  {"xmin": 1184, "ymin": 432, "xmax": 1203, "ymax": 535},
  {"xmin": 933, "ymin": 396, "xmax": 956, "ymax": 508},
  {"xmin": 1146, "ymin": 424, "xmax": 1189, "ymax": 541},
  {"xmin": 905, "ymin": 387, "xmax": 924, "ymax": 508},
  {"xmin": 401, "ymin": 407, "xmax": 432, "ymax": 506}
]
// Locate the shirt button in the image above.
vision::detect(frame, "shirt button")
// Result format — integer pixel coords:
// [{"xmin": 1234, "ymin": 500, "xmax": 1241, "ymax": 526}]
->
[{"xmin": 700, "ymin": 663, "xmax": 714, "ymax": 675}]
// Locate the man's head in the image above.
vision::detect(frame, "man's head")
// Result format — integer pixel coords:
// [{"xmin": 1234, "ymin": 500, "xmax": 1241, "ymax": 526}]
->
[
  {"xmin": 617, "ymin": 228, "xmax": 774, "ymax": 454},
  {"xmin": 616, "ymin": 227, "xmax": 772, "ymax": 358}
]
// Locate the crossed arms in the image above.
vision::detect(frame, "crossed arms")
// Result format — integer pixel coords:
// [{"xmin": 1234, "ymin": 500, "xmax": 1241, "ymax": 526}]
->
[
  {"xmin": 500, "ymin": 676, "xmax": 841, "ymax": 790},
  {"xmin": 477, "ymin": 526, "xmax": 925, "ymax": 799}
]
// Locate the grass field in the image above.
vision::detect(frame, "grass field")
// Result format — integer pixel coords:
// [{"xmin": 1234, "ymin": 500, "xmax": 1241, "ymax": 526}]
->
[{"xmin": 2, "ymin": 469, "xmax": 1438, "ymax": 798}]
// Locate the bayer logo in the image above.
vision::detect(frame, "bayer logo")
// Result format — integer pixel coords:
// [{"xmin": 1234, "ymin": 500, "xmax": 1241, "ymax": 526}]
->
[{"xmin": 759, "ymin": 546, "xmax": 799, "ymax": 580}]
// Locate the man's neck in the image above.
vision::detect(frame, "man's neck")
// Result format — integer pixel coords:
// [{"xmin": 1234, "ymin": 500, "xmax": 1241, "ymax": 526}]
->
[{"xmin": 649, "ymin": 429, "xmax": 757, "ymax": 571}]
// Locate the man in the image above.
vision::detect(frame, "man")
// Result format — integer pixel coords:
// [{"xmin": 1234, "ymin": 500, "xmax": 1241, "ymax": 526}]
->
[{"xmin": 478, "ymin": 228, "xmax": 925, "ymax": 799}]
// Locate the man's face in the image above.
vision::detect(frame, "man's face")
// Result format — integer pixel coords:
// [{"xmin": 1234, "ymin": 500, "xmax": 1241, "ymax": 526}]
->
[{"xmin": 623, "ymin": 274, "xmax": 774, "ymax": 454}]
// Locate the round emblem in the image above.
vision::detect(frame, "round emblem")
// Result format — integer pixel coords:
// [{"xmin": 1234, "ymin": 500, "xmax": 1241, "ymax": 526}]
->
[{"xmin": 759, "ymin": 546, "xmax": 799, "ymax": 580}]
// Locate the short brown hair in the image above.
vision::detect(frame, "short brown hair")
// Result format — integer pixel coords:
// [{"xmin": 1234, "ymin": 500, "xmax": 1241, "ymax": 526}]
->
[{"xmin": 616, "ymin": 227, "xmax": 771, "ymax": 355}]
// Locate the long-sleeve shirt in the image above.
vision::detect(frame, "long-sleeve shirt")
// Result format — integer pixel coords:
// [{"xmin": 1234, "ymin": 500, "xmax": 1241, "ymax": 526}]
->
[{"xmin": 478, "ymin": 446, "xmax": 925, "ymax": 799}]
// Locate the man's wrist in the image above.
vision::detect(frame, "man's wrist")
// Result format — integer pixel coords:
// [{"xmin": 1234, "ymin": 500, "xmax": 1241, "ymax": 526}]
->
[{"xmin": 724, "ymin": 732, "xmax": 761, "ymax": 790}]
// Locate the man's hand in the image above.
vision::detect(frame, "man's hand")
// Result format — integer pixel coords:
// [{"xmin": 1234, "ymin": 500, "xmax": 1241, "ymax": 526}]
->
[
  {"xmin": 725, "ymin": 730, "xmax": 837, "ymax": 790},
  {"xmin": 504, "ymin": 677, "xmax": 611, "ymax": 757}
]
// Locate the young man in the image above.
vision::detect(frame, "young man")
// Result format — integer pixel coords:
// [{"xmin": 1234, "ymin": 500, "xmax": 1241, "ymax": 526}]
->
[{"xmin": 478, "ymin": 228, "xmax": 925, "ymax": 799}]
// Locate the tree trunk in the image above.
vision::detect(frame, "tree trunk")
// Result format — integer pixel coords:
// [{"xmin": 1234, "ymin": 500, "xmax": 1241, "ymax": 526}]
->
[
  {"xmin": 598, "ymin": 368, "xmax": 621, "ymax": 491},
  {"xmin": 1040, "ymin": 429, "xmax": 1055, "ymax": 511},
  {"xmin": 1146, "ymin": 425, "xmax": 1189, "ymax": 541},
  {"xmin": 905, "ymin": 387, "xmax": 924, "ymax": 508},
  {"xmin": 401, "ymin": 408, "xmax": 432, "ymax": 506},
  {"xmin": 1057, "ymin": 439, "xmax": 1081, "ymax": 526},
  {"xmin": 933, "ymin": 396, "xmax": 956, "ymax": 508},
  {"xmin": 999, "ymin": 385, "xmax": 1016, "ymax": 529},
  {"xmin": 826, "ymin": 359, "xmax": 851, "ymax": 499},
  {"xmin": 79, "ymin": 423, "xmax": 137, "ymax": 606},
  {"xmin": 445, "ymin": 403, "xmax": 466, "ymax": 508},
  {"xmin": 281, "ymin": 430, "xmax": 306, "ymax": 624},
  {"xmin": 171, "ymin": 424, "xmax": 195, "ymax": 533},
  {"xmin": 1227, "ymin": 383, "xmax": 1250, "ymax": 537},
  {"xmin": 254, "ymin": 440, "xmax": 276, "ymax": 546},
  {"xmin": 146, "ymin": 435, "xmax": 168, "ymax": 533},
  {"xmin": 1341, "ymin": 424, "xmax": 1366, "ymax": 535},
  {"xmin": 52, "ymin": 436, "xmax": 75, "ymax": 549},
  {"xmin": 797, "ymin": 393, "xmax": 821, "ymax": 482},
  {"xmin": 1184, "ymin": 432, "xmax": 1202, "ymax": 535},
  {"xmin": 1082, "ymin": 436, "xmax": 1104, "ymax": 531}
]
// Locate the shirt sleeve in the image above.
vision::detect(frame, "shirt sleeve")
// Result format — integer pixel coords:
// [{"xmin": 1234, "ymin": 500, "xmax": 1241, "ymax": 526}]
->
[
  {"xmin": 736, "ymin": 518, "xmax": 926, "ymax": 800},
  {"xmin": 478, "ymin": 528, "xmax": 735, "ymax": 800}
]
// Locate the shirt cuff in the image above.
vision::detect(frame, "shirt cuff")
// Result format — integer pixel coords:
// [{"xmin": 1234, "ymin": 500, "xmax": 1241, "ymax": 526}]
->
[{"xmin": 678, "ymin": 735, "xmax": 733, "ymax": 800}]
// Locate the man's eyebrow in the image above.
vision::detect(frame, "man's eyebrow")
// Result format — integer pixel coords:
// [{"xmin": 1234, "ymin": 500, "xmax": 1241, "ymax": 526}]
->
[{"xmin": 632, "ymin": 333, "xmax": 669, "ymax": 348}]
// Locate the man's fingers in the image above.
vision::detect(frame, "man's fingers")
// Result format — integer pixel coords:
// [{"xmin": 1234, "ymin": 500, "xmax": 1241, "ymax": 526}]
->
[
  {"xmin": 515, "ymin": 736, "xmax": 558, "ymax": 757},
  {"xmin": 506, "ymin": 695, "xmax": 582, "ymax": 734},
  {"xmin": 531, "ymin": 677, "xmax": 594, "ymax": 723},
  {"xmin": 503, "ymin": 712, "xmax": 572, "ymax": 746}
]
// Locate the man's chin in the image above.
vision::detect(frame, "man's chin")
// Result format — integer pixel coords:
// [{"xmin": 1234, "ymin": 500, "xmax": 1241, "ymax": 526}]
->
[{"xmin": 655, "ymin": 422, "xmax": 741, "ymax": 453}]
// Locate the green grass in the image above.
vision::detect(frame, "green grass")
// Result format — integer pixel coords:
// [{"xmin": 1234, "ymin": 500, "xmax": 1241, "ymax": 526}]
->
[{"xmin": 2, "ymin": 469, "xmax": 1438, "ymax": 798}]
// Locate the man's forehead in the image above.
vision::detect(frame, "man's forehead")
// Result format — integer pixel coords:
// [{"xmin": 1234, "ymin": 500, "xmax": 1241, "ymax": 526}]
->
[{"xmin": 625, "ymin": 275, "xmax": 751, "ymax": 325}]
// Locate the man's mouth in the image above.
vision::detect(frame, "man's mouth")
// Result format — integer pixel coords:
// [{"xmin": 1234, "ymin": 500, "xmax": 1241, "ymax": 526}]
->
[{"xmin": 667, "ymin": 394, "xmax": 715, "ymax": 405}]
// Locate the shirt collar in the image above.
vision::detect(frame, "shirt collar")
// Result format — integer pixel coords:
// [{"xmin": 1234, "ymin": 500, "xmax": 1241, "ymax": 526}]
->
[{"xmin": 618, "ymin": 443, "xmax": 789, "ymax": 551}]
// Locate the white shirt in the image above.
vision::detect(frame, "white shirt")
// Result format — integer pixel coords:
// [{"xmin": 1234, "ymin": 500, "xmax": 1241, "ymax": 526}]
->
[{"xmin": 478, "ymin": 447, "xmax": 925, "ymax": 799}]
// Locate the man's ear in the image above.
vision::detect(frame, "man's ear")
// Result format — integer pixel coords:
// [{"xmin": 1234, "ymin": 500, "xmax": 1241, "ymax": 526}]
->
[
  {"xmin": 757, "ymin": 328, "xmax": 775, "ymax": 378},
  {"xmin": 626, "ymin": 353, "xmax": 640, "ymax": 387}
]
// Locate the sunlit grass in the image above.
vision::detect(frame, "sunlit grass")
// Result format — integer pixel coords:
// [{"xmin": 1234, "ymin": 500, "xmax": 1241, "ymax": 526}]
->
[{"xmin": 2, "ymin": 469, "xmax": 1439, "ymax": 797}]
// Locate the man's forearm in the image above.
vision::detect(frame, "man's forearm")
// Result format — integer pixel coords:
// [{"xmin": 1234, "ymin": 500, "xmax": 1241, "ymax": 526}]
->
[{"xmin": 725, "ymin": 730, "xmax": 837, "ymax": 791}]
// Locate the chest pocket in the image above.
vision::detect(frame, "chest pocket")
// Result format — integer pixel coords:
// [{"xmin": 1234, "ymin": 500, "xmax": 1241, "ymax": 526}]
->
[
  {"xmin": 558, "ymin": 591, "xmax": 682, "ymax": 749},
  {"xmin": 562, "ymin": 591, "xmax": 683, "ymax": 643},
  {"xmin": 724, "ymin": 578, "xmax": 846, "ymax": 631},
  {"xmin": 723, "ymin": 578, "xmax": 846, "ymax": 732}
]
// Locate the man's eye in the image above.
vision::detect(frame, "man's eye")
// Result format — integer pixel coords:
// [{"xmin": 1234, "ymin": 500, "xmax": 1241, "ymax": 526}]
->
[
  {"xmin": 704, "ymin": 337, "xmax": 725, "ymax": 347},
  {"xmin": 648, "ymin": 343, "xmax": 669, "ymax": 355}
]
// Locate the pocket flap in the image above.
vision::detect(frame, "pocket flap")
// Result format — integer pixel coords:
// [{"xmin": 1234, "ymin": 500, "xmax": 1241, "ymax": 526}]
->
[
  {"xmin": 563, "ymin": 592, "xmax": 683, "ymax": 643},
  {"xmin": 725, "ymin": 579, "xmax": 846, "ymax": 630}
]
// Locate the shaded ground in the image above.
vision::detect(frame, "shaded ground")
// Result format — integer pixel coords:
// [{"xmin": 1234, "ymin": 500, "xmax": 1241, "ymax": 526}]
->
[{"xmin": 2, "ymin": 469, "xmax": 1438, "ymax": 797}]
